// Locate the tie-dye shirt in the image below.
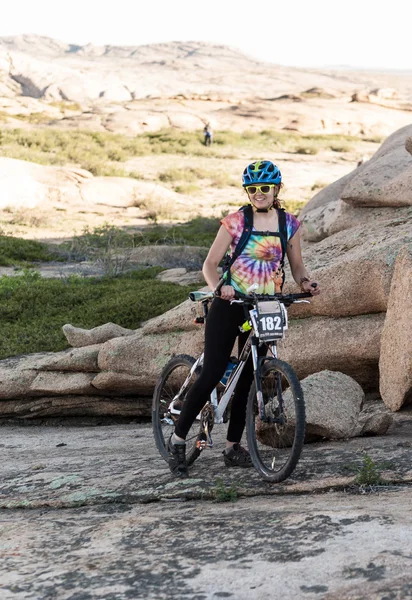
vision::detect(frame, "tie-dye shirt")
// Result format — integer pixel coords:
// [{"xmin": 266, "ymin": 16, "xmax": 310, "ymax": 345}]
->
[{"xmin": 220, "ymin": 209, "xmax": 300, "ymax": 295}]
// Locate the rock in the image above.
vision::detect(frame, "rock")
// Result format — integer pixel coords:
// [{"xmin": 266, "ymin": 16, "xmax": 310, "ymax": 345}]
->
[
  {"xmin": 99, "ymin": 85, "xmax": 133, "ymax": 102},
  {"xmin": 300, "ymin": 125, "xmax": 412, "ymax": 240},
  {"xmin": 30, "ymin": 372, "xmax": 97, "ymax": 395},
  {"xmin": 63, "ymin": 323, "xmax": 134, "ymax": 348},
  {"xmin": 156, "ymin": 268, "xmax": 204, "ymax": 286},
  {"xmin": 0, "ymin": 368, "xmax": 38, "ymax": 399},
  {"xmin": 98, "ymin": 309, "xmax": 383, "ymax": 394},
  {"xmin": 278, "ymin": 313, "xmax": 385, "ymax": 390},
  {"xmin": 124, "ymin": 246, "xmax": 207, "ymax": 270},
  {"xmin": 406, "ymin": 137, "xmax": 412, "ymax": 156},
  {"xmin": 379, "ymin": 248, "xmax": 412, "ymax": 411},
  {"xmin": 341, "ymin": 124, "xmax": 412, "ymax": 207},
  {"xmin": 0, "ymin": 157, "xmax": 92, "ymax": 210},
  {"xmin": 295, "ymin": 370, "xmax": 364, "ymax": 440},
  {"xmin": 358, "ymin": 412, "xmax": 393, "ymax": 436},
  {"xmin": 286, "ymin": 256, "xmax": 392, "ymax": 318},
  {"xmin": 257, "ymin": 370, "xmax": 366, "ymax": 447},
  {"xmin": 142, "ymin": 298, "xmax": 200, "ymax": 334},
  {"xmin": 301, "ymin": 200, "xmax": 411, "ymax": 242},
  {"xmin": 80, "ymin": 177, "xmax": 190, "ymax": 211},
  {"xmin": 256, "ymin": 370, "xmax": 393, "ymax": 447},
  {"xmin": 370, "ymin": 88, "xmax": 399, "ymax": 100},
  {"xmin": 285, "ymin": 213, "xmax": 412, "ymax": 318},
  {"xmin": 91, "ymin": 372, "xmax": 149, "ymax": 394},
  {"xmin": 0, "ymin": 395, "xmax": 149, "ymax": 418},
  {"xmin": 98, "ymin": 328, "xmax": 204, "ymax": 388},
  {"xmin": 38, "ymin": 345, "xmax": 101, "ymax": 372}
]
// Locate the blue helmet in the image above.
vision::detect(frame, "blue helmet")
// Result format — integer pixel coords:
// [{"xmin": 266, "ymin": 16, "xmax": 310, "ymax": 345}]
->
[{"xmin": 242, "ymin": 160, "xmax": 282, "ymax": 187}]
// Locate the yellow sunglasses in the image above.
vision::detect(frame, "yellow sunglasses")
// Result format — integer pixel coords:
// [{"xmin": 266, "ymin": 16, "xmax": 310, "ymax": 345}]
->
[{"xmin": 245, "ymin": 184, "xmax": 275, "ymax": 195}]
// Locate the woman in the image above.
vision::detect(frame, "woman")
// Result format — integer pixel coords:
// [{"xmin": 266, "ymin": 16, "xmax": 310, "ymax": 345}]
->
[{"xmin": 168, "ymin": 160, "xmax": 320, "ymax": 477}]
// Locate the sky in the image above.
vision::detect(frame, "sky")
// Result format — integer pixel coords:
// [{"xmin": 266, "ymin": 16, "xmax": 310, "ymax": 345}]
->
[{"xmin": 1, "ymin": 0, "xmax": 412, "ymax": 71}]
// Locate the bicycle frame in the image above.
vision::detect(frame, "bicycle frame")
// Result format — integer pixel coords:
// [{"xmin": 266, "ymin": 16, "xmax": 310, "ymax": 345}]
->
[
  {"xmin": 166, "ymin": 289, "xmax": 311, "ymax": 446},
  {"xmin": 169, "ymin": 331, "xmax": 279, "ymax": 426}
]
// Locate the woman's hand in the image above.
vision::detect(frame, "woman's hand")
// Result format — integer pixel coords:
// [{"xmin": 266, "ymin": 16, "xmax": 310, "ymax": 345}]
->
[
  {"xmin": 218, "ymin": 285, "xmax": 236, "ymax": 301},
  {"xmin": 300, "ymin": 280, "xmax": 321, "ymax": 296}
]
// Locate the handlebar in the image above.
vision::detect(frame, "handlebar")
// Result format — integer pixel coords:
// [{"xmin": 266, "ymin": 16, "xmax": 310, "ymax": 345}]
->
[
  {"xmin": 189, "ymin": 289, "xmax": 312, "ymax": 306},
  {"xmin": 231, "ymin": 291, "xmax": 312, "ymax": 307}
]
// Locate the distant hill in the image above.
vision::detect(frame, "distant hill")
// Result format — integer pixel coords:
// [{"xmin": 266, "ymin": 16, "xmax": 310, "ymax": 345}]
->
[
  {"xmin": 3, "ymin": 33, "xmax": 411, "ymax": 103},
  {"xmin": 0, "ymin": 35, "xmax": 411, "ymax": 139}
]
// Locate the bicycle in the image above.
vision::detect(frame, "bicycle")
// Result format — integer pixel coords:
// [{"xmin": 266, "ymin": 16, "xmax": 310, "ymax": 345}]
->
[{"xmin": 152, "ymin": 284, "xmax": 312, "ymax": 482}]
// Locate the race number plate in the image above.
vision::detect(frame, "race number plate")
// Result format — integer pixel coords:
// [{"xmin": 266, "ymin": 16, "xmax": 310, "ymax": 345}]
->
[{"xmin": 255, "ymin": 300, "xmax": 286, "ymax": 341}]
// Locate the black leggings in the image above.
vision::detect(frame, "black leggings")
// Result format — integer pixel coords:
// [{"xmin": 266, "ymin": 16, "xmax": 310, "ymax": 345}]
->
[{"xmin": 175, "ymin": 298, "xmax": 264, "ymax": 443}]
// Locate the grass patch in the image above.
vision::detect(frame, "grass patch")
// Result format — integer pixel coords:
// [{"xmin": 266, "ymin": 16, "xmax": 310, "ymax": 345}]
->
[
  {"xmin": 0, "ymin": 127, "xmax": 366, "ymax": 176},
  {"xmin": 49, "ymin": 101, "xmax": 82, "ymax": 112},
  {"xmin": 212, "ymin": 478, "xmax": 239, "ymax": 502},
  {"xmin": 13, "ymin": 113, "xmax": 53, "ymax": 125},
  {"xmin": 0, "ymin": 235, "xmax": 59, "ymax": 267},
  {"xmin": 0, "ymin": 268, "xmax": 193, "ymax": 359}
]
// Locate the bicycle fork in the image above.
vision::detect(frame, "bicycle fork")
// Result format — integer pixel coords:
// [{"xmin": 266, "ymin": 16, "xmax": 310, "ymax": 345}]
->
[{"xmin": 253, "ymin": 341, "xmax": 284, "ymax": 422}]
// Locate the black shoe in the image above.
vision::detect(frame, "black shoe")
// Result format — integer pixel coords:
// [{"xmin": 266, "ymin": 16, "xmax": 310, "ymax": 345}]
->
[
  {"xmin": 167, "ymin": 435, "xmax": 188, "ymax": 478},
  {"xmin": 223, "ymin": 443, "xmax": 253, "ymax": 468}
]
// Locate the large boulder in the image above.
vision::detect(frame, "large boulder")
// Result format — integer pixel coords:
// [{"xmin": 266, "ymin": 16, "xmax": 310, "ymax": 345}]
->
[
  {"xmin": 97, "ymin": 328, "xmax": 204, "ymax": 390},
  {"xmin": 341, "ymin": 125, "xmax": 412, "ymax": 207},
  {"xmin": 278, "ymin": 313, "xmax": 385, "ymax": 390},
  {"xmin": 300, "ymin": 125, "xmax": 412, "ymax": 241},
  {"xmin": 0, "ymin": 157, "xmax": 92, "ymax": 209},
  {"xmin": 300, "ymin": 198, "xmax": 411, "ymax": 243},
  {"xmin": 256, "ymin": 370, "xmax": 393, "ymax": 446},
  {"xmin": 285, "ymin": 213, "xmax": 412, "ymax": 318},
  {"xmin": 294, "ymin": 370, "xmax": 365, "ymax": 440},
  {"xmin": 299, "ymin": 170, "xmax": 358, "ymax": 220},
  {"xmin": 379, "ymin": 247, "xmax": 412, "ymax": 411}
]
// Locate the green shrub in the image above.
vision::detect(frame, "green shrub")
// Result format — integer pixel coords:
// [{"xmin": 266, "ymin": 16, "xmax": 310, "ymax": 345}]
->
[
  {"xmin": 212, "ymin": 478, "xmax": 239, "ymax": 502},
  {"xmin": 0, "ymin": 269, "xmax": 193, "ymax": 359},
  {"xmin": 330, "ymin": 143, "xmax": 352, "ymax": 153},
  {"xmin": 0, "ymin": 235, "xmax": 59, "ymax": 266},
  {"xmin": 174, "ymin": 183, "xmax": 200, "ymax": 194},
  {"xmin": 295, "ymin": 143, "xmax": 319, "ymax": 155},
  {"xmin": 354, "ymin": 454, "xmax": 385, "ymax": 486},
  {"xmin": 133, "ymin": 216, "xmax": 221, "ymax": 246}
]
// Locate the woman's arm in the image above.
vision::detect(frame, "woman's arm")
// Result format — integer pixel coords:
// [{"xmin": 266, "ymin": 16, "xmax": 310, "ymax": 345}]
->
[
  {"xmin": 286, "ymin": 228, "xmax": 320, "ymax": 295},
  {"xmin": 202, "ymin": 225, "xmax": 235, "ymax": 300}
]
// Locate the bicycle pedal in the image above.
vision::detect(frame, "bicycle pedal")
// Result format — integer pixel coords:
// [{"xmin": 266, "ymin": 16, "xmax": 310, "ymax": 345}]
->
[{"xmin": 196, "ymin": 439, "xmax": 208, "ymax": 449}]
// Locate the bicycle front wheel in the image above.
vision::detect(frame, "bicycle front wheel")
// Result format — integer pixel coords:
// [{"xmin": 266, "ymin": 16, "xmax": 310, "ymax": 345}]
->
[
  {"xmin": 152, "ymin": 354, "xmax": 203, "ymax": 466},
  {"xmin": 246, "ymin": 359, "xmax": 305, "ymax": 482}
]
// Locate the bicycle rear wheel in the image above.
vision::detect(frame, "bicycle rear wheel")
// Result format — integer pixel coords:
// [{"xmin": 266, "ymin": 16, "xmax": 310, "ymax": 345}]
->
[
  {"xmin": 246, "ymin": 358, "xmax": 305, "ymax": 482},
  {"xmin": 152, "ymin": 354, "xmax": 203, "ymax": 466}
]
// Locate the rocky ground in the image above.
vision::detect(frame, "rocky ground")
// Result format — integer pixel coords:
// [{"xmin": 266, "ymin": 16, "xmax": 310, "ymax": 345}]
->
[{"xmin": 0, "ymin": 411, "xmax": 411, "ymax": 599}]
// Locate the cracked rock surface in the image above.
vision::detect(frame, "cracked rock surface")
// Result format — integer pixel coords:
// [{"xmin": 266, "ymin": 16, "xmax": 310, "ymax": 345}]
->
[{"xmin": 0, "ymin": 412, "xmax": 411, "ymax": 599}]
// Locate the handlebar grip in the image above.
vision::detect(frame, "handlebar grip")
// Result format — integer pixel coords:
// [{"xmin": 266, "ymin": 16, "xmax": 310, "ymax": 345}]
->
[
  {"xmin": 214, "ymin": 277, "xmax": 225, "ymax": 297},
  {"xmin": 189, "ymin": 291, "xmax": 214, "ymax": 302}
]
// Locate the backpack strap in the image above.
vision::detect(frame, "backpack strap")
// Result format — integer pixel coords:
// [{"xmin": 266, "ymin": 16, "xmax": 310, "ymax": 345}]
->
[
  {"xmin": 277, "ymin": 207, "xmax": 288, "ymax": 291},
  {"xmin": 277, "ymin": 207, "xmax": 287, "ymax": 267},
  {"xmin": 222, "ymin": 205, "xmax": 253, "ymax": 284}
]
